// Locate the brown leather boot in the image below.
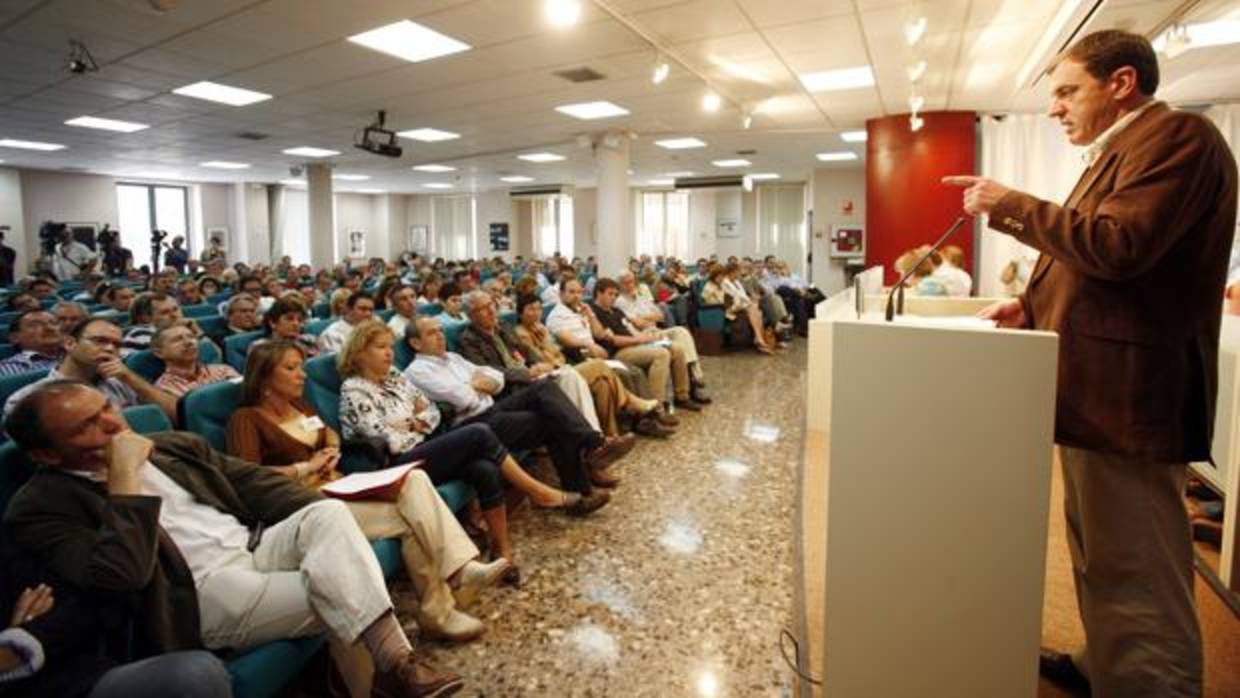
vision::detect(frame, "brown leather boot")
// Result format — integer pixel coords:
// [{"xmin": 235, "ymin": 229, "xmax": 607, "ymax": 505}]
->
[{"xmin": 371, "ymin": 653, "xmax": 463, "ymax": 698}]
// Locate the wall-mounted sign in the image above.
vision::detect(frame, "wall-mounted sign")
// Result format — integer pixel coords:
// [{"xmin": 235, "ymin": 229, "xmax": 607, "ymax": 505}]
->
[
  {"xmin": 831, "ymin": 224, "xmax": 865, "ymax": 259},
  {"xmin": 489, "ymin": 222, "xmax": 510, "ymax": 251},
  {"xmin": 716, "ymin": 217, "xmax": 739, "ymax": 238}
]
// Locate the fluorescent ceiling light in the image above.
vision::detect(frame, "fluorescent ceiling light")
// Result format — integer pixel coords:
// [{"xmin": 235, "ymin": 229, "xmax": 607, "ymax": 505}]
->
[
  {"xmin": 0, "ymin": 138, "xmax": 65, "ymax": 151},
  {"xmin": 424, "ymin": 182, "xmax": 453, "ymax": 189},
  {"xmin": 357, "ymin": 188, "xmax": 386, "ymax": 194},
  {"xmin": 398, "ymin": 128, "xmax": 460, "ymax": 142},
  {"xmin": 546, "ymin": 0, "xmax": 582, "ymax": 28},
  {"xmin": 283, "ymin": 146, "xmax": 339, "ymax": 157},
  {"xmin": 501, "ymin": 176, "xmax": 534, "ymax": 183},
  {"xmin": 800, "ymin": 66, "xmax": 875, "ymax": 92},
  {"xmin": 555, "ymin": 101, "xmax": 630, "ymax": 120},
  {"xmin": 1154, "ymin": 20, "xmax": 1240, "ymax": 55},
  {"xmin": 173, "ymin": 81, "xmax": 271, "ymax": 106},
  {"xmin": 662, "ymin": 171, "xmax": 695, "ymax": 177},
  {"xmin": 840, "ymin": 130, "xmax": 867, "ymax": 143},
  {"xmin": 333, "ymin": 174, "xmax": 370, "ymax": 181},
  {"xmin": 65, "ymin": 116, "xmax": 149, "ymax": 133},
  {"xmin": 816, "ymin": 152, "xmax": 857, "ymax": 162},
  {"xmin": 200, "ymin": 161, "xmax": 250, "ymax": 169},
  {"xmin": 647, "ymin": 179, "xmax": 674, "ymax": 186},
  {"xmin": 347, "ymin": 20, "xmax": 471, "ymax": 63},
  {"xmin": 517, "ymin": 152, "xmax": 565, "ymax": 163},
  {"xmin": 749, "ymin": 173, "xmax": 780, "ymax": 181},
  {"xmin": 712, "ymin": 159, "xmax": 750, "ymax": 167},
  {"xmin": 655, "ymin": 137, "xmax": 706, "ymax": 150},
  {"xmin": 413, "ymin": 164, "xmax": 456, "ymax": 172}
]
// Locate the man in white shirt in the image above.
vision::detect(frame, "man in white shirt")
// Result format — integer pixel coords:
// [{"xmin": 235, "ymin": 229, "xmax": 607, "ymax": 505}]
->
[
  {"xmin": 318, "ymin": 291, "xmax": 375, "ymax": 353},
  {"xmin": 404, "ymin": 316, "xmax": 631, "ymax": 497},
  {"xmin": 3, "ymin": 381, "xmax": 462, "ymax": 698},
  {"xmin": 614, "ymin": 271, "xmax": 709, "ymax": 396},
  {"xmin": 387, "ymin": 284, "xmax": 418, "ymax": 338},
  {"xmin": 50, "ymin": 228, "xmax": 97, "ymax": 281}
]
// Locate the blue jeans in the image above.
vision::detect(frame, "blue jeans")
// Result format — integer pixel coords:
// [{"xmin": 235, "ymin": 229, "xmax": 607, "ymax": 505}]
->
[{"xmin": 87, "ymin": 651, "xmax": 232, "ymax": 698}]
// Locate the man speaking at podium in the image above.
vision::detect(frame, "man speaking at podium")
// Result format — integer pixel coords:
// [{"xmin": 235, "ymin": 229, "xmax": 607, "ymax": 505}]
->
[{"xmin": 945, "ymin": 30, "xmax": 1238, "ymax": 698}]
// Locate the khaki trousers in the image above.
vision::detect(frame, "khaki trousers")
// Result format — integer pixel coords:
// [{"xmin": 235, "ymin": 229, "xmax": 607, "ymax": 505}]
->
[
  {"xmin": 658, "ymin": 326, "xmax": 703, "ymax": 381},
  {"xmin": 1058, "ymin": 446, "xmax": 1202, "ymax": 698},
  {"xmin": 547, "ymin": 367, "xmax": 601, "ymax": 431},
  {"xmin": 345, "ymin": 469, "xmax": 478, "ymax": 630},
  {"xmin": 574, "ymin": 358, "xmax": 633, "ymax": 436},
  {"xmin": 615, "ymin": 344, "xmax": 689, "ymax": 402}
]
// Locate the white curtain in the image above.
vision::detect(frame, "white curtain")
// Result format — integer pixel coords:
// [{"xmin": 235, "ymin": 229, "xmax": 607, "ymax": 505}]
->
[
  {"xmin": 977, "ymin": 114, "xmax": 1086, "ymax": 296},
  {"xmin": 756, "ymin": 184, "xmax": 807, "ymax": 277},
  {"xmin": 431, "ymin": 196, "xmax": 475, "ymax": 260},
  {"xmin": 636, "ymin": 190, "xmax": 690, "ymax": 260},
  {"xmin": 282, "ymin": 189, "xmax": 310, "ymax": 265},
  {"xmin": 531, "ymin": 196, "xmax": 574, "ymax": 258}
]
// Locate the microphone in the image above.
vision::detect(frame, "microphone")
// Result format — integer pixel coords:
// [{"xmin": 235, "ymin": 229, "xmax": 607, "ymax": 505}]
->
[{"xmin": 884, "ymin": 216, "xmax": 967, "ymax": 322}]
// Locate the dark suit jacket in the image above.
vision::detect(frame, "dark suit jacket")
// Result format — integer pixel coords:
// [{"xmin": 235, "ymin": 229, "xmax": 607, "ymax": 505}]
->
[
  {"xmin": 2, "ymin": 431, "xmax": 322, "ymax": 656},
  {"xmin": 990, "ymin": 102, "xmax": 1238, "ymax": 461},
  {"xmin": 458, "ymin": 324, "xmax": 536, "ymax": 392}
]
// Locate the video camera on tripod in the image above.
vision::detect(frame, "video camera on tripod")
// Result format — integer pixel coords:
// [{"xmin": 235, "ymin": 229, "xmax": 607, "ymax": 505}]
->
[
  {"xmin": 37, "ymin": 220, "xmax": 68, "ymax": 257},
  {"xmin": 151, "ymin": 229, "xmax": 169, "ymax": 273}
]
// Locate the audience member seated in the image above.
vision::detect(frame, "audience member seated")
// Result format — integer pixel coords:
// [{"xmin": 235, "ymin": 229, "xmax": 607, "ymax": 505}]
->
[
  {"xmin": 71, "ymin": 272, "xmax": 107, "ymax": 302},
  {"xmin": 177, "ymin": 277, "xmax": 204, "ymax": 306},
  {"xmin": 702, "ymin": 266, "xmax": 775, "ymax": 355},
  {"xmin": 50, "ymin": 301, "xmax": 88, "ymax": 335},
  {"xmin": 614, "ymin": 271, "xmax": 710, "ymax": 397},
  {"xmin": 223, "ymin": 293, "xmax": 262, "ymax": 336},
  {"xmin": 197, "ymin": 276, "xmax": 221, "ymax": 299},
  {"xmin": 738, "ymin": 260, "xmax": 791, "ymax": 336},
  {"xmin": 121, "ymin": 292, "xmax": 183, "ymax": 356},
  {"xmin": 405, "ymin": 316, "xmax": 627, "ymax": 504},
  {"xmin": 0, "ymin": 310, "xmax": 64, "ymax": 377},
  {"xmin": 591, "ymin": 278, "xmax": 711, "ymax": 409},
  {"xmin": 229, "ymin": 341, "xmax": 510, "ymax": 642},
  {"xmin": 319, "ymin": 292, "xmax": 375, "ymax": 353},
  {"xmin": 28, "ymin": 278, "xmax": 56, "ymax": 301},
  {"xmin": 5, "ymin": 292, "xmax": 39, "ymax": 313},
  {"xmin": 932, "ymin": 244, "xmax": 973, "ymax": 297},
  {"xmin": 251, "ymin": 296, "xmax": 320, "ymax": 358},
  {"xmin": 151, "ymin": 323, "xmax": 239, "ymax": 398},
  {"xmin": 387, "ymin": 284, "xmax": 418, "ymax": 338},
  {"xmin": 4, "ymin": 318, "xmax": 177, "ymax": 422},
  {"xmin": 2, "ymin": 381, "xmax": 463, "ymax": 698},
  {"xmin": 457, "ymin": 291, "xmax": 607, "ymax": 433},
  {"xmin": 0, "ymin": 558, "xmax": 233, "ymax": 698},
  {"xmin": 416, "ymin": 274, "xmax": 442, "ymax": 306},
  {"xmin": 511, "ymin": 294, "xmax": 669, "ymax": 439},
  {"xmin": 483, "ymin": 279, "xmax": 513, "ymax": 312},
  {"xmin": 102, "ymin": 285, "xmax": 135, "ymax": 314},
  {"xmin": 436, "ymin": 283, "xmax": 466, "ymax": 324}
]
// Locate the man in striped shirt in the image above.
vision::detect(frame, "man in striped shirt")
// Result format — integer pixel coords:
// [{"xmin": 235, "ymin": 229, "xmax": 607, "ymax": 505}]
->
[
  {"xmin": 0, "ymin": 310, "xmax": 64, "ymax": 377},
  {"xmin": 151, "ymin": 323, "xmax": 238, "ymax": 398}
]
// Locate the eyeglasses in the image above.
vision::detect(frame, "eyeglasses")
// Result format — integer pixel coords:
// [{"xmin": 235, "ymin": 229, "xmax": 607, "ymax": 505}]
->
[{"xmin": 82, "ymin": 335, "xmax": 123, "ymax": 349}]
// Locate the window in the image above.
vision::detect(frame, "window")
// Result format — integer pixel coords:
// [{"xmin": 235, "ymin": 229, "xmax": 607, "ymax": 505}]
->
[
  {"xmin": 637, "ymin": 190, "xmax": 689, "ymax": 258},
  {"xmin": 531, "ymin": 196, "xmax": 574, "ymax": 258},
  {"xmin": 756, "ymin": 184, "xmax": 807, "ymax": 276},
  {"xmin": 430, "ymin": 195, "xmax": 477, "ymax": 260},
  {"xmin": 116, "ymin": 183, "xmax": 189, "ymax": 271}
]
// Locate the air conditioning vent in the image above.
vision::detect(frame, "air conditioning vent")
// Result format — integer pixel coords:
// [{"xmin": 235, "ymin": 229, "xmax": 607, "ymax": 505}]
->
[
  {"xmin": 509, "ymin": 184, "xmax": 574, "ymax": 199},
  {"xmin": 553, "ymin": 67, "xmax": 606, "ymax": 83},
  {"xmin": 736, "ymin": 149, "xmax": 757, "ymax": 156},
  {"xmin": 235, "ymin": 131, "xmax": 270, "ymax": 141},
  {"xmin": 673, "ymin": 175, "xmax": 745, "ymax": 190}
]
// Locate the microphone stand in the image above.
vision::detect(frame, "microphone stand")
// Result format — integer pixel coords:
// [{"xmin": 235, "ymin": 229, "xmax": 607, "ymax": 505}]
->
[{"xmin": 884, "ymin": 216, "xmax": 967, "ymax": 322}]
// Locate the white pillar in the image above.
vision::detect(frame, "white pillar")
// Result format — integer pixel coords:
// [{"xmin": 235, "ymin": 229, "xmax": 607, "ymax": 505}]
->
[
  {"xmin": 594, "ymin": 132, "xmax": 631, "ymax": 277},
  {"xmin": 267, "ymin": 184, "xmax": 285, "ymax": 262},
  {"xmin": 307, "ymin": 164, "xmax": 335, "ymax": 270}
]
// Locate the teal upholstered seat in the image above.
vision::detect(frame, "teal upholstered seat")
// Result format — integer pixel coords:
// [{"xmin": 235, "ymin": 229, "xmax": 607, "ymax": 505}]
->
[
  {"xmin": 224, "ymin": 330, "xmax": 265, "ymax": 371},
  {"xmin": 125, "ymin": 339, "xmax": 222, "ymax": 383}
]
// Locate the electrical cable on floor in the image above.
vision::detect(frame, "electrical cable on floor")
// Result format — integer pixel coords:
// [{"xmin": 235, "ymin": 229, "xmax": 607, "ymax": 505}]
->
[{"xmin": 779, "ymin": 628, "xmax": 822, "ymax": 686}]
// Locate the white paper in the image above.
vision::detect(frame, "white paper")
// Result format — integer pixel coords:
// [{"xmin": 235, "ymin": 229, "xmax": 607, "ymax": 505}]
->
[
  {"xmin": 320, "ymin": 462, "xmax": 420, "ymax": 496},
  {"xmin": 605, "ymin": 360, "xmax": 630, "ymax": 372},
  {"xmin": 645, "ymin": 337, "xmax": 672, "ymax": 348}
]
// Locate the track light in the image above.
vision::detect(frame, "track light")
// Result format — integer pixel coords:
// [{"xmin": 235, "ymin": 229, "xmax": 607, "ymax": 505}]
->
[
  {"xmin": 652, "ymin": 58, "xmax": 670, "ymax": 84},
  {"xmin": 904, "ymin": 16, "xmax": 927, "ymax": 46},
  {"xmin": 65, "ymin": 40, "xmax": 99, "ymax": 74},
  {"xmin": 742, "ymin": 111, "xmax": 753, "ymax": 129},
  {"xmin": 702, "ymin": 91, "xmax": 721, "ymax": 113},
  {"xmin": 908, "ymin": 94, "xmax": 925, "ymax": 113},
  {"xmin": 910, "ymin": 114, "xmax": 925, "ymax": 132},
  {"xmin": 907, "ymin": 60, "xmax": 927, "ymax": 82}
]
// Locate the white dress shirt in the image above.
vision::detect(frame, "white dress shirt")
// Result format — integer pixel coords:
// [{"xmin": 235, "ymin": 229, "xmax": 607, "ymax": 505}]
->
[
  {"xmin": 52, "ymin": 241, "xmax": 97, "ymax": 281},
  {"xmin": 404, "ymin": 352, "xmax": 504, "ymax": 423},
  {"xmin": 546, "ymin": 302, "xmax": 593, "ymax": 346},
  {"xmin": 540, "ymin": 284, "xmax": 561, "ymax": 307},
  {"xmin": 615, "ymin": 284, "xmax": 661, "ymax": 323},
  {"xmin": 317, "ymin": 319, "xmax": 355, "ymax": 353},
  {"xmin": 387, "ymin": 312, "xmax": 412, "ymax": 338},
  {"xmin": 140, "ymin": 461, "xmax": 252, "ymax": 585}
]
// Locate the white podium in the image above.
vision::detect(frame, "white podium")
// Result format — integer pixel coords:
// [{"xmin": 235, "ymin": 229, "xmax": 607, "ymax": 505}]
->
[{"xmin": 801, "ymin": 308, "xmax": 1059, "ymax": 697}]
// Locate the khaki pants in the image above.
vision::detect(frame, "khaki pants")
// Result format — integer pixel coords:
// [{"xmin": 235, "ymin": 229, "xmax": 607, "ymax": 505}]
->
[
  {"xmin": 345, "ymin": 469, "xmax": 478, "ymax": 629},
  {"xmin": 574, "ymin": 358, "xmax": 633, "ymax": 436},
  {"xmin": 658, "ymin": 326, "xmax": 703, "ymax": 381},
  {"xmin": 1058, "ymin": 446, "xmax": 1202, "ymax": 698},
  {"xmin": 548, "ymin": 367, "xmax": 600, "ymax": 431},
  {"xmin": 615, "ymin": 343, "xmax": 689, "ymax": 402}
]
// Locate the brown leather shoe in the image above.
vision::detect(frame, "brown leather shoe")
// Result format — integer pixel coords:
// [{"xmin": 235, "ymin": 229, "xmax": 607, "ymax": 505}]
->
[
  {"xmin": 584, "ymin": 433, "xmax": 637, "ymax": 470},
  {"xmin": 634, "ymin": 416, "xmax": 674, "ymax": 438},
  {"xmin": 372, "ymin": 653, "xmax": 463, "ymax": 698},
  {"xmin": 1038, "ymin": 648, "xmax": 1090, "ymax": 695},
  {"xmin": 566, "ymin": 490, "xmax": 611, "ymax": 516},
  {"xmin": 673, "ymin": 398, "xmax": 703, "ymax": 412},
  {"xmin": 655, "ymin": 409, "xmax": 680, "ymax": 427},
  {"xmin": 590, "ymin": 466, "xmax": 621, "ymax": 488}
]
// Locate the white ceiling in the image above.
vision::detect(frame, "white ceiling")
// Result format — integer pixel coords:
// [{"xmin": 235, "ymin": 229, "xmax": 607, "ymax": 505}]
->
[{"xmin": 0, "ymin": 0, "xmax": 1236, "ymax": 193}]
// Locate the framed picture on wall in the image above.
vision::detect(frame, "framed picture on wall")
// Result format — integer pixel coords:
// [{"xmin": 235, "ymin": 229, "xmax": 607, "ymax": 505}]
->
[
  {"xmin": 205, "ymin": 226, "xmax": 229, "ymax": 252},
  {"xmin": 408, "ymin": 224, "xmax": 428, "ymax": 254},
  {"xmin": 716, "ymin": 217, "xmax": 740, "ymax": 238},
  {"xmin": 831, "ymin": 224, "xmax": 865, "ymax": 259},
  {"xmin": 65, "ymin": 223, "xmax": 99, "ymax": 250},
  {"xmin": 348, "ymin": 230, "xmax": 366, "ymax": 258}
]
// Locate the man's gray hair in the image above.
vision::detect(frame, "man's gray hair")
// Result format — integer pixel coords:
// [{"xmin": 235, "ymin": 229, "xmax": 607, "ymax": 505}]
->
[
  {"xmin": 463, "ymin": 290, "xmax": 493, "ymax": 316},
  {"xmin": 51, "ymin": 300, "xmax": 87, "ymax": 314}
]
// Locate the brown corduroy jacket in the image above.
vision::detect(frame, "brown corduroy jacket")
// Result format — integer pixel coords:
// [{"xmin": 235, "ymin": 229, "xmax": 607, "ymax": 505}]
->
[
  {"xmin": 990, "ymin": 102, "xmax": 1238, "ymax": 462},
  {"xmin": 2, "ymin": 431, "xmax": 322, "ymax": 656}
]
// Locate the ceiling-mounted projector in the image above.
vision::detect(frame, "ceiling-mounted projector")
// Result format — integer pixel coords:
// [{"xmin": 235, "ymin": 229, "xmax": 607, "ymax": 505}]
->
[{"xmin": 354, "ymin": 110, "xmax": 403, "ymax": 158}]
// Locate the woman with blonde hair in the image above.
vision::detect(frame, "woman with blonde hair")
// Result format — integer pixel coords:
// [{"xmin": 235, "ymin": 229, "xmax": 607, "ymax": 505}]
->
[
  {"xmin": 228, "ymin": 340, "xmax": 510, "ymax": 646},
  {"xmin": 702, "ymin": 264, "xmax": 774, "ymax": 354}
]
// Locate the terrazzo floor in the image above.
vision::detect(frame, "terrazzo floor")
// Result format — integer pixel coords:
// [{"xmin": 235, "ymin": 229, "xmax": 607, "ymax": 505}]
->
[{"xmin": 392, "ymin": 343, "xmax": 807, "ymax": 697}]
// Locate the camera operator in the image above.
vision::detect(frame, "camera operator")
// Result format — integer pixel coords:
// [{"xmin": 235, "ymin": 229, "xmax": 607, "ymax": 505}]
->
[
  {"xmin": 97, "ymin": 229, "xmax": 132, "ymax": 278},
  {"xmin": 48, "ymin": 225, "xmax": 97, "ymax": 282},
  {"xmin": 164, "ymin": 235, "xmax": 189, "ymax": 274}
]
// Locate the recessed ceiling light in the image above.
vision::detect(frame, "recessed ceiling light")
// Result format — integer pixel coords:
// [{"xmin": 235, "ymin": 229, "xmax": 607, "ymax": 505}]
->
[
  {"xmin": 652, "ymin": 59, "xmax": 670, "ymax": 84},
  {"xmin": 702, "ymin": 92, "xmax": 722, "ymax": 112},
  {"xmin": 424, "ymin": 182, "xmax": 454, "ymax": 189},
  {"xmin": 65, "ymin": 116, "xmax": 149, "ymax": 133},
  {"xmin": 200, "ymin": 161, "xmax": 250, "ymax": 169},
  {"xmin": 173, "ymin": 81, "xmax": 271, "ymax": 106},
  {"xmin": 647, "ymin": 179, "xmax": 674, "ymax": 186},
  {"xmin": 518, "ymin": 152, "xmax": 566, "ymax": 163},
  {"xmin": 840, "ymin": 130, "xmax": 867, "ymax": 143},
  {"xmin": 712, "ymin": 159, "xmax": 750, "ymax": 167},
  {"xmin": 283, "ymin": 146, "xmax": 340, "ymax": 157},
  {"xmin": 501, "ymin": 176, "xmax": 534, "ymax": 183},
  {"xmin": 661, "ymin": 171, "xmax": 695, "ymax": 177},
  {"xmin": 0, "ymin": 138, "xmax": 66, "ymax": 151},
  {"xmin": 398, "ymin": 128, "xmax": 460, "ymax": 142},
  {"xmin": 333, "ymin": 174, "xmax": 370, "ymax": 181},
  {"xmin": 655, "ymin": 137, "xmax": 706, "ymax": 150},
  {"xmin": 413, "ymin": 164, "xmax": 456, "ymax": 172},
  {"xmin": 546, "ymin": 0, "xmax": 582, "ymax": 28},
  {"xmin": 347, "ymin": 20, "xmax": 471, "ymax": 63},
  {"xmin": 749, "ymin": 173, "xmax": 781, "ymax": 181},
  {"xmin": 799, "ymin": 66, "xmax": 875, "ymax": 92},
  {"xmin": 555, "ymin": 101, "xmax": 630, "ymax": 120},
  {"xmin": 816, "ymin": 152, "xmax": 857, "ymax": 162}
]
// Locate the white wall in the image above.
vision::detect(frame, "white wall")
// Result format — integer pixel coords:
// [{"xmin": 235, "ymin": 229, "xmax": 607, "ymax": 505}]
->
[
  {"xmin": 810, "ymin": 167, "xmax": 866, "ymax": 293},
  {"xmin": 0, "ymin": 168, "xmax": 26, "ymax": 276},
  {"xmin": 572, "ymin": 187, "xmax": 597, "ymax": 260},
  {"xmin": 687, "ymin": 189, "xmax": 717, "ymax": 261},
  {"xmin": 336, "ymin": 193, "xmax": 377, "ymax": 260},
  {"xmin": 244, "ymin": 184, "xmax": 270, "ymax": 265},
  {"xmin": 20, "ymin": 170, "xmax": 119, "ymax": 270}
]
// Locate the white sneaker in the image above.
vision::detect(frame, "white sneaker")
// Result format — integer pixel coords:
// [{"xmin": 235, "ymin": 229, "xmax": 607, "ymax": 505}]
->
[
  {"xmin": 419, "ymin": 608, "xmax": 485, "ymax": 642},
  {"xmin": 453, "ymin": 558, "xmax": 511, "ymax": 607}
]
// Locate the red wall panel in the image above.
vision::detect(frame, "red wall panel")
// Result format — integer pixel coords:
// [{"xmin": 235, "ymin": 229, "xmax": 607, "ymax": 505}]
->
[{"xmin": 865, "ymin": 111, "xmax": 977, "ymax": 286}]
